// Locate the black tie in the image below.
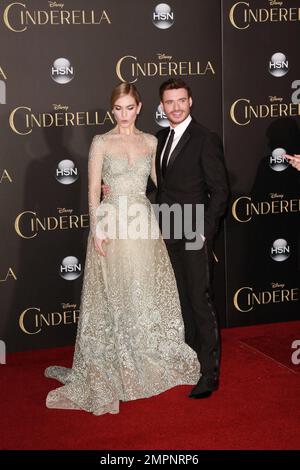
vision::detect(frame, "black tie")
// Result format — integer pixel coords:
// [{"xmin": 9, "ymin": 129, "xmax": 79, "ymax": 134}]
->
[{"xmin": 161, "ymin": 129, "xmax": 175, "ymax": 178}]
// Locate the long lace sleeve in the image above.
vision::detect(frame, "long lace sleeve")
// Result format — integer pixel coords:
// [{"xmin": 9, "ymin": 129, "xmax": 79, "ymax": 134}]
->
[
  {"xmin": 150, "ymin": 135, "xmax": 158, "ymax": 187},
  {"xmin": 88, "ymin": 135, "xmax": 105, "ymax": 238}
]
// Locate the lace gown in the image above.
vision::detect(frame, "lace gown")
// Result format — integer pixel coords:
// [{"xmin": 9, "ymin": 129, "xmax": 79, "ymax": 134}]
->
[{"xmin": 45, "ymin": 130, "xmax": 200, "ymax": 415}]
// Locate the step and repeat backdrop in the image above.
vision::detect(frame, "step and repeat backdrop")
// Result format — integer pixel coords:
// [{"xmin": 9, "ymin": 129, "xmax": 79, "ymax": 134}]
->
[
  {"xmin": 223, "ymin": 0, "xmax": 300, "ymax": 325},
  {"xmin": 0, "ymin": 0, "xmax": 299, "ymax": 352}
]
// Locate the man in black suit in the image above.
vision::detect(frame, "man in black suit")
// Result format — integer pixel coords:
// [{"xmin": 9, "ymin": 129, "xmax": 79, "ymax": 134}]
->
[{"xmin": 155, "ymin": 78, "xmax": 229, "ymax": 398}]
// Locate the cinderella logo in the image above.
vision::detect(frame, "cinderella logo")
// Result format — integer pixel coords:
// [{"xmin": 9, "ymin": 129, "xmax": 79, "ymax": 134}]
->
[
  {"xmin": 3, "ymin": 2, "xmax": 111, "ymax": 32},
  {"xmin": 229, "ymin": 1, "xmax": 300, "ymax": 30},
  {"xmin": 233, "ymin": 285, "xmax": 299, "ymax": 312},
  {"xmin": 19, "ymin": 306, "xmax": 79, "ymax": 335},
  {"xmin": 115, "ymin": 54, "xmax": 215, "ymax": 83}
]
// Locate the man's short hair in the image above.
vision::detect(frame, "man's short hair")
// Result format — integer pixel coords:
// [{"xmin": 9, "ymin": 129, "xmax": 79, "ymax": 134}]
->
[{"xmin": 159, "ymin": 78, "xmax": 192, "ymax": 101}]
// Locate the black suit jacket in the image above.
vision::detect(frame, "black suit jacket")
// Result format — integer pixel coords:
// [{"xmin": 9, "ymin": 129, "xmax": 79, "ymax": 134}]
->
[{"xmin": 155, "ymin": 119, "xmax": 229, "ymax": 242}]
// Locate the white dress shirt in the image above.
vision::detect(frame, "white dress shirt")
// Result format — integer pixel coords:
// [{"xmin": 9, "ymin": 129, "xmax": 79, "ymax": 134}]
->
[{"xmin": 160, "ymin": 114, "xmax": 192, "ymax": 167}]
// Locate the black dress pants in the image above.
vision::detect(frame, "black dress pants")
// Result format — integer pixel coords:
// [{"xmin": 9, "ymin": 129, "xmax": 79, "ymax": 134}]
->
[{"xmin": 166, "ymin": 239, "xmax": 220, "ymax": 378}]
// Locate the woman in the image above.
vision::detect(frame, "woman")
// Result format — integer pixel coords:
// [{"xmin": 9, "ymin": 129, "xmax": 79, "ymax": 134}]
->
[{"xmin": 45, "ymin": 83, "xmax": 200, "ymax": 415}]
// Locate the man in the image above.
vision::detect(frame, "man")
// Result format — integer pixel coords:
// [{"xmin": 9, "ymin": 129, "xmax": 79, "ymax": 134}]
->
[{"xmin": 156, "ymin": 78, "xmax": 229, "ymax": 399}]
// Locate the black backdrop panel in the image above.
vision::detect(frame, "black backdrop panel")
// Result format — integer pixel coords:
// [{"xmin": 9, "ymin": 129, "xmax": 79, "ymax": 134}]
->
[{"xmin": 223, "ymin": 0, "xmax": 300, "ymax": 326}]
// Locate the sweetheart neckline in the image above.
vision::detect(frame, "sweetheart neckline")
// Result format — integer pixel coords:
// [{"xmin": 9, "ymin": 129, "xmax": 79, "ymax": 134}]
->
[{"xmin": 104, "ymin": 154, "xmax": 151, "ymax": 167}]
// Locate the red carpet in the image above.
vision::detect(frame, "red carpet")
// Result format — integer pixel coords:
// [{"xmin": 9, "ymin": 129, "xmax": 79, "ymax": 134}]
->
[{"xmin": 1, "ymin": 321, "xmax": 300, "ymax": 450}]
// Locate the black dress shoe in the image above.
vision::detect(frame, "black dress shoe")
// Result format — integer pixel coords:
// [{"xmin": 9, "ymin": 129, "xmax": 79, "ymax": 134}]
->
[{"xmin": 189, "ymin": 375, "xmax": 219, "ymax": 399}]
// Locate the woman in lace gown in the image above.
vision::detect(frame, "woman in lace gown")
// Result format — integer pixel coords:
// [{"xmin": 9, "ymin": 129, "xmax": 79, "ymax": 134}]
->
[{"xmin": 45, "ymin": 83, "xmax": 200, "ymax": 415}]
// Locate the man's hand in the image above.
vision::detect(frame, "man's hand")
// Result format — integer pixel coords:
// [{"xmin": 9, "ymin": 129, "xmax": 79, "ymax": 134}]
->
[
  {"xmin": 93, "ymin": 235, "xmax": 109, "ymax": 257},
  {"xmin": 285, "ymin": 153, "xmax": 300, "ymax": 171},
  {"xmin": 101, "ymin": 184, "xmax": 110, "ymax": 197}
]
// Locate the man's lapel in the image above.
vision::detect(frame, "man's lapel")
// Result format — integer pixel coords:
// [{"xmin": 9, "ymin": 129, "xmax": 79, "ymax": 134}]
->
[
  {"xmin": 156, "ymin": 128, "xmax": 169, "ymax": 184},
  {"xmin": 166, "ymin": 125, "xmax": 191, "ymax": 175}
]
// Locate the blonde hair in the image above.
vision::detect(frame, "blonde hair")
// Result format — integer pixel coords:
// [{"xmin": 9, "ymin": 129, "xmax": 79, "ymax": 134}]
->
[{"xmin": 110, "ymin": 82, "xmax": 141, "ymax": 108}]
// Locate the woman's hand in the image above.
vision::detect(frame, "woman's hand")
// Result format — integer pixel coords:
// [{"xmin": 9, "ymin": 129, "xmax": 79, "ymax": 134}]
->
[
  {"xmin": 93, "ymin": 234, "xmax": 109, "ymax": 257},
  {"xmin": 285, "ymin": 153, "xmax": 300, "ymax": 171}
]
